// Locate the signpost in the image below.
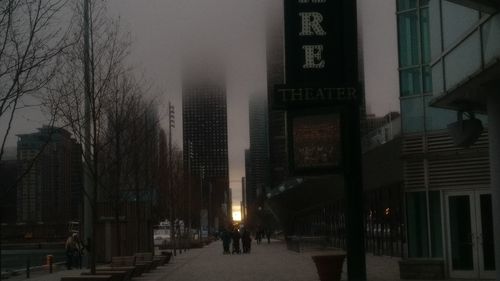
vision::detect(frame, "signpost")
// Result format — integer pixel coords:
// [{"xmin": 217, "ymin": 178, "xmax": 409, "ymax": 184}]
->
[{"xmin": 276, "ymin": 0, "xmax": 366, "ymax": 279}]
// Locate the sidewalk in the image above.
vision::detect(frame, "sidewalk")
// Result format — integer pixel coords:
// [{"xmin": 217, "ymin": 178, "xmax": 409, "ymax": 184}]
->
[
  {"xmin": 7, "ymin": 240, "xmax": 458, "ymax": 281},
  {"xmin": 158, "ymin": 240, "xmax": 318, "ymax": 281}
]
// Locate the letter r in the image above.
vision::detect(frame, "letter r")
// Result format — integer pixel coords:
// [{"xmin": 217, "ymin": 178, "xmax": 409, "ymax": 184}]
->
[{"xmin": 299, "ymin": 12, "xmax": 326, "ymax": 36}]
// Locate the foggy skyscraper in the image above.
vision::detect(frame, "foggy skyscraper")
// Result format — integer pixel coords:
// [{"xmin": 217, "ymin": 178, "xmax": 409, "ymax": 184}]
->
[
  {"xmin": 245, "ymin": 95, "xmax": 270, "ymax": 227},
  {"xmin": 182, "ymin": 64, "xmax": 230, "ymax": 231}
]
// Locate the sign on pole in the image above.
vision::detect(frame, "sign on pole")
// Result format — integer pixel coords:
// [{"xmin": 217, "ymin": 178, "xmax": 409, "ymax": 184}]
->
[{"xmin": 275, "ymin": 0, "xmax": 366, "ymax": 279}]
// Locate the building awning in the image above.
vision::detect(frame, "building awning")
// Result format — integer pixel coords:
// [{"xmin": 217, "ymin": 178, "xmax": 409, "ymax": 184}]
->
[
  {"xmin": 430, "ymin": 58, "xmax": 500, "ymax": 114},
  {"xmin": 265, "ymin": 175, "xmax": 344, "ymax": 228},
  {"xmin": 447, "ymin": 0, "xmax": 499, "ymax": 13}
]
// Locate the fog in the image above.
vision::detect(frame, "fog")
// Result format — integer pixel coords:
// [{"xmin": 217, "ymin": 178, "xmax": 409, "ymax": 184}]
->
[
  {"xmin": 104, "ymin": 0, "xmax": 271, "ymax": 203},
  {"xmin": 1, "ymin": 0, "xmax": 399, "ymax": 205}
]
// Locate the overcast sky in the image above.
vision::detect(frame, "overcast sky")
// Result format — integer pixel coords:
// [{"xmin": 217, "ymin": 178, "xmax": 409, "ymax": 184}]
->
[{"xmin": 1, "ymin": 0, "xmax": 399, "ymax": 208}]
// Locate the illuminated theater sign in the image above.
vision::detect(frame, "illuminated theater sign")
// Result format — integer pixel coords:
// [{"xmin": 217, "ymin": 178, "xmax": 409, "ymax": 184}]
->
[
  {"xmin": 276, "ymin": 0, "xmax": 359, "ymax": 172},
  {"xmin": 274, "ymin": 0, "xmax": 359, "ymax": 108}
]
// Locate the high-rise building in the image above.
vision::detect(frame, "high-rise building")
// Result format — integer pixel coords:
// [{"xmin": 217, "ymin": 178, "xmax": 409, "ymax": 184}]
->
[
  {"xmin": 182, "ymin": 67, "xmax": 230, "ymax": 232},
  {"xmin": 0, "ymin": 160, "xmax": 20, "ymax": 223},
  {"xmin": 241, "ymin": 176, "xmax": 246, "ymax": 221},
  {"xmin": 16, "ymin": 126, "xmax": 81, "ymax": 223},
  {"xmin": 266, "ymin": 0, "xmax": 287, "ymax": 190},
  {"xmin": 396, "ymin": 1, "xmax": 499, "ymax": 279},
  {"xmin": 245, "ymin": 95, "xmax": 270, "ymax": 227}
]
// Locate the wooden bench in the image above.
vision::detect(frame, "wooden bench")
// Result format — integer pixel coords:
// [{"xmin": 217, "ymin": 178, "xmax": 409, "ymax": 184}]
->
[
  {"xmin": 135, "ymin": 252, "xmax": 156, "ymax": 271},
  {"xmin": 110, "ymin": 256, "xmax": 135, "ymax": 267},
  {"xmin": 61, "ymin": 275, "xmax": 112, "ymax": 281},
  {"xmin": 82, "ymin": 272, "xmax": 126, "ymax": 281},
  {"xmin": 96, "ymin": 267, "xmax": 134, "ymax": 281},
  {"xmin": 153, "ymin": 255, "xmax": 167, "ymax": 266},
  {"xmin": 109, "ymin": 256, "xmax": 144, "ymax": 277}
]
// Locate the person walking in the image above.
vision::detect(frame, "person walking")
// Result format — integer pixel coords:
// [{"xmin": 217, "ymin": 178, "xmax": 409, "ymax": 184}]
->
[
  {"xmin": 221, "ymin": 228, "xmax": 231, "ymax": 254},
  {"xmin": 65, "ymin": 233, "xmax": 77, "ymax": 269},
  {"xmin": 265, "ymin": 229, "xmax": 272, "ymax": 244},
  {"xmin": 242, "ymin": 228, "xmax": 252, "ymax": 253},
  {"xmin": 231, "ymin": 228, "xmax": 241, "ymax": 254},
  {"xmin": 73, "ymin": 233, "xmax": 84, "ymax": 269},
  {"xmin": 255, "ymin": 229, "xmax": 262, "ymax": 245}
]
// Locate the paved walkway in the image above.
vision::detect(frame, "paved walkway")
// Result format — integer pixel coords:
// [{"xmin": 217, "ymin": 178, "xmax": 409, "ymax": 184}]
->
[
  {"xmin": 7, "ymin": 240, "xmax": 459, "ymax": 281},
  {"xmin": 157, "ymin": 240, "xmax": 318, "ymax": 281}
]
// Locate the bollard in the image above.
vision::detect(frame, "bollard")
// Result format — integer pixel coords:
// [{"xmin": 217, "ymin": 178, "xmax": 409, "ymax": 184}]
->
[
  {"xmin": 47, "ymin": 255, "xmax": 54, "ymax": 273},
  {"xmin": 26, "ymin": 259, "xmax": 30, "ymax": 279}
]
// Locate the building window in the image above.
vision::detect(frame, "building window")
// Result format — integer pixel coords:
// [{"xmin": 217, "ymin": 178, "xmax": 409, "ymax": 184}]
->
[
  {"xmin": 398, "ymin": 0, "xmax": 433, "ymax": 134},
  {"xmin": 429, "ymin": 191, "xmax": 443, "ymax": 258},
  {"xmin": 406, "ymin": 191, "xmax": 429, "ymax": 257},
  {"xmin": 401, "ymin": 97, "xmax": 424, "ymax": 133},
  {"xmin": 400, "ymin": 67, "xmax": 421, "ymax": 96},
  {"xmin": 398, "ymin": 0, "xmax": 432, "ymax": 98},
  {"xmin": 406, "ymin": 191, "xmax": 443, "ymax": 258},
  {"xmin": 398, "ymin": 11, "xmax": 419, "ymax": 68}
]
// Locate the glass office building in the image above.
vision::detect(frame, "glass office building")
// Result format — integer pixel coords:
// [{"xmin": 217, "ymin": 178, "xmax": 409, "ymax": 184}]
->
[{"xmin": 397, "ymin": 0, "xmax": 499, "ymax": 279}]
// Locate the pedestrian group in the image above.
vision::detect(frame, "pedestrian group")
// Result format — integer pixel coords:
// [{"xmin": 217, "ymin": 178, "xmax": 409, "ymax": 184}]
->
[{"xmin": 220, "ymin": 226, "xmax": 272, "ymax": 255}]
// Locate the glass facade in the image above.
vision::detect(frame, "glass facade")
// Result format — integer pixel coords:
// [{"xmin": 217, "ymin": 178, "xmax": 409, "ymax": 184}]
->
[
  {"xmin": 406, "ymin": 191, "xmax": 443, "ymax": 258},
  {"xmin": 406, "ymin": 192, "xmax": 429, "ymax": 257},
  {"xmin": 397, "ymin": 0, "xmax": 443, "ymax": 134},
  {"xmin": 399, "ymin": 0, "xmax": 500, "ymax": 271}
]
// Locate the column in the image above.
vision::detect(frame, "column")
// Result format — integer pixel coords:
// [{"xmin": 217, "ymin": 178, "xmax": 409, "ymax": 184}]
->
[{"xmin": 488, "ymin": 92, "xmax": 500, "ymax": 280}]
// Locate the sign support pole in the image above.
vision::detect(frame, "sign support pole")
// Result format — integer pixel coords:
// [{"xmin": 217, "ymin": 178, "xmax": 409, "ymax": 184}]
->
[{"xmin": 344, "ymin": 104, "xmax": 367, "ymax": 281}]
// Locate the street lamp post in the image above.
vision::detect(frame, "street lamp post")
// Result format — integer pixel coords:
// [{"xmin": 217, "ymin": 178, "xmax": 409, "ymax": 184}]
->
[{"xmin": 168, "ymin": 102, "xmax": 176, "ymax": 256}]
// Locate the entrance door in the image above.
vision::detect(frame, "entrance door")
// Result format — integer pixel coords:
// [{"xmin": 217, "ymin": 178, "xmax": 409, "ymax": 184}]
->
[{"xmin": 445, "ymin": 191, "xmax": 496, "ymax": 279}]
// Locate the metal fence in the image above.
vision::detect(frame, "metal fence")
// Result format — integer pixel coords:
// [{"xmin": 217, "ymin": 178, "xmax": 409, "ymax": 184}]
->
[{"xmin": 289, "ymin": 185, "xmax": 405, "ymax": 257}]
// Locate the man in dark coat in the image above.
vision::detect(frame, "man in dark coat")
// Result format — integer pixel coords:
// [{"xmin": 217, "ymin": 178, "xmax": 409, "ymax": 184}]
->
[
  {"xmin": 221, "ymin": 228, "xmax": 231, "ymax": 254},
  {"xmin": 241, "ymin": 228, "xmax": 252, "ymax": 253},
  {"xmin": 232, "ymin": 228, "xmax": 241, "ymax": 254}
]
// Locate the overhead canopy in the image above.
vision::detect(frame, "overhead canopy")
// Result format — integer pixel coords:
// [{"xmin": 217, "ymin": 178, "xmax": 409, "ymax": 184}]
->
[
  {"xmin": 430, "ymin": 58, "xmax": 500, "ymax": 114},
  {"xmin": 447, "ymin": 0, "xmax": 499, "ymax": 14},
  {"xmin": 266, "ymin": 175, "xmax": 344, "ymax": 230}
]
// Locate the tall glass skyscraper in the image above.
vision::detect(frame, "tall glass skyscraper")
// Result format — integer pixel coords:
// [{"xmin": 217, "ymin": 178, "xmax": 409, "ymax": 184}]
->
[{"xmin": 182, "ymin": 67, "xmax": 230, "ymax": 232}]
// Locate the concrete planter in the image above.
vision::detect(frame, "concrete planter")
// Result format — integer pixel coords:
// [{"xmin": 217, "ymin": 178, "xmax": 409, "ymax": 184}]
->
[
  {"xmin": 311, "ymin": 253, "xmax": 345, "ymax": 281},
  {"xmin": 160, "ymin": 251, "xmax": 172, "ymax": 264},
  {"xmin": 398, "ymin": 259, "xmax": 445, "ymax": 280}
]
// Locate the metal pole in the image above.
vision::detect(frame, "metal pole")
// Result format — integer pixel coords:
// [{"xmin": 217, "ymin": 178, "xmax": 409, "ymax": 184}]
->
[
  {"xmin": 188, "ymin": 141, "xmax": 192, "ymax": 241},
  {"xmin": 26, "ymin": 259, "xmax": 30, "ymax": 279},
  {"xmin": 487, "ymin": 92, "xmax": 500, "ymax": 281},
  {"xmin": 0, "ymin": 209, "xmax": 3, "ymax": 275},
  {"xmin": 82, "ymin": 0, "xmax": 94, "ymax": 273},
  {"xmin": 344, "ymin": 104, "xmax": 367, "ymax": 281},
  {"xmin": 168, "ymin": 102, "xmax": 176, "ymax": 256},
  {"xmin": 208, "ymin": 182, "xmax": 212, "ymax": 236},
  {"xmin": 199, "ymin": 167, "xmax": 204, "ymax": 240}
]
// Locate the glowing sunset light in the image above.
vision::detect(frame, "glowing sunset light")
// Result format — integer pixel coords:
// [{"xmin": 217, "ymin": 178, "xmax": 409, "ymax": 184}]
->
[{"xmin": 233, "ymin": 211, "xmax": 241, "ymax": 221}]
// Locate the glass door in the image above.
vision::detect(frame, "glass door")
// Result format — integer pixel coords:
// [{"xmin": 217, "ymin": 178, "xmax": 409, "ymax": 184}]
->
[
  {"xmin": 445, "ymin": 191, "xmax": 496, "ymax": 279},
  {"xmin": 446, "ymin": 192, "xmax": 477, "ymax": 279},
  {"xmin": 475, "ymin": 192, "xmax": 496, "ymax": 279}
]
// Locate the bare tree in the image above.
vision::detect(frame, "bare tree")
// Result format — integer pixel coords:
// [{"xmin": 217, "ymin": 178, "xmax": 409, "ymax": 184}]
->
[
  {"xmin": 44, "ymin": 0, "xmax": 129, "ymax": 272},
  {"xmin": 0, "ymin": 0, "xmax": 71, "ymax": 162},
  {"xmin": 0, "ymin": 0, "xmax": 71, "ymax": 274},
  {"xmin": 100, "ymin": 72, "xmax": 142, "ymax": 256}
]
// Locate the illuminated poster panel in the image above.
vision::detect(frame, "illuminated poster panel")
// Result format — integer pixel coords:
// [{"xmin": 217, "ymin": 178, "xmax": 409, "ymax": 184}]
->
[{"xmin": 292, "ymin": 113, "xmax": 341, "ymax": 171}]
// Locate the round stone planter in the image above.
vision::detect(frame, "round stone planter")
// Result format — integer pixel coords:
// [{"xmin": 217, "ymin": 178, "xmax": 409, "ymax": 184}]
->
[{"xmin": 311, "ymin": 253, "xmax": 346, "ymax": 281}]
